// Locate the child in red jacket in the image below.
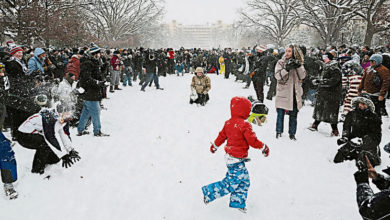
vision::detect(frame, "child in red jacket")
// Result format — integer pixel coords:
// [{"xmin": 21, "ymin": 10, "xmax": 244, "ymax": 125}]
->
[{"xmin": 202, "ymin": 96, "xmax": 269, "ymax": 213}]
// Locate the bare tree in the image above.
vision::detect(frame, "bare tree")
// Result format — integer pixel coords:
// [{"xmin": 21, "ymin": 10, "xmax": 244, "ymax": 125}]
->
[
  {"xmin": 325, "ymin": 0, "xmax": 390, "ymax": 46},
  {"xmin": 0, "ymin": 0, "xmax": 93, "ymax": 46},
  {"xmin": 239, "ymin": 0, "xmax": 301, "ymax": 47},
  {"xmin": 298, "ymin": 0, "xmax": 357, "ymax": 47},
  {"xmin": 85, "ymin": 0, "xmax": 164, "ymax": 47}
]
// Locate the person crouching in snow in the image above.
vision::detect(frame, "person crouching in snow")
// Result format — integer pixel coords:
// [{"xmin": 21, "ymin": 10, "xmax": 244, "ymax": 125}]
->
[
  {"xmin": 14, "ymin": 103, "xmax": 81, "ymax": 174},
  {"xmin": 202, "ymin": 96, "xmax": 270, "ymax": 213},
  {"xmin": 190, "ymin": 67, "xmax": 211, "ymax": 106}
]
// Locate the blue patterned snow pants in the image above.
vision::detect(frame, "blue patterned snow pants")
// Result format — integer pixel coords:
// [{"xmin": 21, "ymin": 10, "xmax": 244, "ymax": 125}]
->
[{"xmin": 202, "ymin": 161, "xmax": 250, "ymax": 209}]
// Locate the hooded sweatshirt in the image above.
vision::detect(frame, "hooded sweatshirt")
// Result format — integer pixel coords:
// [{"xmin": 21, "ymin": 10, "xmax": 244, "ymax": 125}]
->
[
  {"xmin": 27, "ymin": 48, "xmax": 45, "ymax": 75},
  {"xmin": 214, "ymin": 97, "xmax": 265, "ymax": 158}
]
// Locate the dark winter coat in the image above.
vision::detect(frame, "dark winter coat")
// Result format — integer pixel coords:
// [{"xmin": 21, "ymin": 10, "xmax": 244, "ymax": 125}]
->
[
  {"xmin": 78, "ymin": 57, "xmax": 104, "ymax": 101},
  {"xmin": 342, "ymin": 97, "xmax": 382, "ymax": 165},
  {"xmin": 4, "ymin": 58, "xmax": 40, "ymax": 113},
  {"xmin": 214, "ymin": 97, "xmax": 265, "ymax": 159},
  {"xmin": 312, "ymin": 61, "xmax": 342, "ymax": 124},
  {"xmin": 144, "ymin": 57, "xmax": 157, "ymax": 74},
  {"xmin": 252, "ymin": 54, "xmax": 270, "ymax": 80},
  {"xmin": 357, "ymin": 174, "xmax": 390, "ymax": 220}
]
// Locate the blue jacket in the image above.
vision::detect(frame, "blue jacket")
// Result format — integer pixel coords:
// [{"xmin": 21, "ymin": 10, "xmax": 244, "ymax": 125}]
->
[
  {"xmin": 28, "ymin": 48, "xmax": 45, "ymax": 75},
  {"xmin": 176, "ymin": 63, "xmax": 184, "ymax": 72}
]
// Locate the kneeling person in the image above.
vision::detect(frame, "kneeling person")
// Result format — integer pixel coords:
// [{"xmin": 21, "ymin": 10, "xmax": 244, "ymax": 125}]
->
[
  {"xmin": 15, "ymin": 105, "xmax": 80, "ymax": 174},
  {"xmin": 190, "ymin": 67, "xmax": 211, "ymax": 106}
]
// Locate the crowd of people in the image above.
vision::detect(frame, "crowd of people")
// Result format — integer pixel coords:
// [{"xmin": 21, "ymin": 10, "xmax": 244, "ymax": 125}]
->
[{"xmin": 0, "ymin": 40, "xmax": 389, "ymax": 218}]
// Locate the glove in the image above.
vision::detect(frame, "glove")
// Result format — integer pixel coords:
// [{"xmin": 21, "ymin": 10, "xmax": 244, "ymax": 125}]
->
[
  {"xmin": 312, "ymin": 79, "xmax": 321, "ymax": 86},
  {"xmin": 354, "ymin": 171, "xmax": 369, "ymax": 184},
  {"xmin": 249, "ymin": 72, "xmax": 255, "ymax": 78},
  {"xmin": 69, "ymin": 150, "xmax": 81, "ymax": 163},
  {"xmin": 210, "ymin": 142, "xmax": 218, "ymax": 154},
  {"xmin": 262, "ymin": 144, "xmax": 269, "ymax": 157},
  {"xmin": 62, "ymin": 154, "xmax": 74, "ymax": 168},
  {"xmin": 98, "ymin": 81, "xmax": 105, "ymax": 87},
  {"xmin": 285, "ymin": 59, "xmax": 300, "ymax": 71},
  {"xmin": 384, "ymin": 142, "xmax": 390, "ymax": 154},
  {"xmin": 350, "ymin": 137, "xmax": 363, "ymax": 145},
  {"xmin": 337, "ymin": 137, "xmax": 348, "ymax": 146}
]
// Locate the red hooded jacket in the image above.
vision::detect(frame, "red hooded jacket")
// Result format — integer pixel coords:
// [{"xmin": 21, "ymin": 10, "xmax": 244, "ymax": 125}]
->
[{"xmin": 214, "ymin": 97, "xmax": 264, "ymax": 158}]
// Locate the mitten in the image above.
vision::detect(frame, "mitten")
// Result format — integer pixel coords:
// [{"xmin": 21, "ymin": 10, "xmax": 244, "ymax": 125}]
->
[{"xmin": 262, "ymin": 144, "xmax": 269, "ymax": 157}]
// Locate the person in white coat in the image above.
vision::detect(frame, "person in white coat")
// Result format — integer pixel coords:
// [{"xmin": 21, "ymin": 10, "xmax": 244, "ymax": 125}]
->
[{"xmin": 14, "ymin": 105, "xmax": 80, "ymax": 174}]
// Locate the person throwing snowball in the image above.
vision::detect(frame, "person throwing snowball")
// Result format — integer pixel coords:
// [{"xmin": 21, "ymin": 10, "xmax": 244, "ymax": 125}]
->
[{"xmin": 202, "ymin": 96, "xmax": 270, "ymax": 213}]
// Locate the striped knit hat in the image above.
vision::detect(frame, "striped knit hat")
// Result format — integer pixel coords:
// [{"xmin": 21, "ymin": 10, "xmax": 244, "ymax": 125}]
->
[{"xmin": 9, "ymin": 45, "xmax": 23, "ymax": 56}]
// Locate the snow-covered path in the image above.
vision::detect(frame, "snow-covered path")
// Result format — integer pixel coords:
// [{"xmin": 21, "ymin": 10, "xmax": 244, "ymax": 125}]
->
[{"xmin": 1, "ymin": 74, "xmax": 389, "ymax": 220}]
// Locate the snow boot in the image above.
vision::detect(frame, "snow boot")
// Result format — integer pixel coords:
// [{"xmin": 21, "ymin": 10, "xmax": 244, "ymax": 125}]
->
[
  {"xmin": 4, "ymin": 184, "xmax": 18, "ymax": 200},
  {"xmin": 331, "ymin": 129, "xmax": 339, "ymax": 137},
  {"xmin": 77, "ymin": 131, "xmax": 90, "ymax": 136},
  {"xmin": 308, "ymin": 123, "xmax": 318, "ymax": 131},
  {"xmin": 289, "ymin": 134, "xmax": 297, "ymax": 141},
  {"xmin": 94, "ymin": 131, "xmax": 110, "ymax": 137},
  {"xmin": 114, "ymin": 85, "xmax": 122, "ymax": 90},
  {"xmin": 276, "ymin": 133, "xmax": 282, "ymax": 139},
  {"xmin": 203, "ymin": 196, "xmax": 209, "ymax": 205},
  {"xmin": 237, "ymin": 208, "xmax": 247, "ymax": 213},
  {"xmin": 109, "ymin": 86, "xmax": 114, "ymax": 93}
]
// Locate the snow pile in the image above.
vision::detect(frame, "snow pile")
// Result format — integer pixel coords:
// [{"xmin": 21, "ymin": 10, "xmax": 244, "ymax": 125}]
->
[{"xmin": 1, "ymin": 74, "xmax": 389, "ymax": 220}]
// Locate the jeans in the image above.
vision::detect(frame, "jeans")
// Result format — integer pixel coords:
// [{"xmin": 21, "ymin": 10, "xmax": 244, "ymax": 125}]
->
[
  {"xmin": 141, "ymin": 72, "xmax": 160, "ymax": 90},
  {"xmin": 307, "ymin": 89, "xmax": 316, "ymax": 105},
  {"xmin": 123, "ymin": 74, "xmax": 132, "ymax": 86},
  {"xmin": 202, "ymin": 161, "xmax": 250, "ymax": 209},
  {"xmin": 276, "ymin": 96, "xmax": 298, "ymax": 135},
  {"xmin": 78, "ymin": 101, "xmax": 101, "ymax": 135}
]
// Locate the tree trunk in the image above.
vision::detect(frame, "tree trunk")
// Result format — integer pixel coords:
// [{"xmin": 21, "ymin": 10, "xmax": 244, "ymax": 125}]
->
[{"xmin": 364, "ymin": 22, "xmax": 374, "ymax": 47}]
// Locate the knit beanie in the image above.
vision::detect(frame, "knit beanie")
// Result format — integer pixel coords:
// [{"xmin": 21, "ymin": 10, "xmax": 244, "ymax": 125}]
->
[{"xmin": 369, "ymin": 54, "xmax": 383, "ymax": 65}]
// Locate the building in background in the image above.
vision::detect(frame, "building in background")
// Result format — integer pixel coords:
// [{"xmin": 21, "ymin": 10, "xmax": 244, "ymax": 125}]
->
[{"xmin": 161, "ymin": 20, "xmax": 235, "ymax": 49}]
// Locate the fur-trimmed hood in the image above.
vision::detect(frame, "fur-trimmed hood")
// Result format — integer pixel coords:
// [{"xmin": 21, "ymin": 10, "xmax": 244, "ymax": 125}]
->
[{"xmin": 351, "ymin": 96, "xmax": 375, "ymax": 113}]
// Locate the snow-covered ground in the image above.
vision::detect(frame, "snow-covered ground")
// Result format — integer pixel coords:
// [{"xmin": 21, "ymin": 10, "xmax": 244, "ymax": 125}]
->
[{"xmin": 1, "ymin": 74, "xmax": 390, "ymax": 220}]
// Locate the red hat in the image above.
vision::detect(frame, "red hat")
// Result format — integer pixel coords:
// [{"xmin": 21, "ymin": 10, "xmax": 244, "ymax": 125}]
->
[{"xmin": 9, "ymin": 46, "xmax": 23, "ymax": 56}]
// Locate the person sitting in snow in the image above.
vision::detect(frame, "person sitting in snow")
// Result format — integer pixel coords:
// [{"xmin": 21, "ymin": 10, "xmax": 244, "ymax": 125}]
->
[
  {"xmin": 190, "ymin": 67, "xmax": 210, "ymax": 106},
  {"xmin": 0, "ymin": 131, "xmax": 18, "ymax": 199},
  {"xmin": 202, "ymin": 96, "xmax": 270, "ymax": 213},
  {"xmin": 14, "ymin": 102, "xmax": 81, "ymax": 174}
]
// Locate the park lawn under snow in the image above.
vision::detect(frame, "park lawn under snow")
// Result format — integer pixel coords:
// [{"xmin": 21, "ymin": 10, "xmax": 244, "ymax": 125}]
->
[{"xmin": 1, "ymin": 73, "xmax": 390, "ymax": 220}]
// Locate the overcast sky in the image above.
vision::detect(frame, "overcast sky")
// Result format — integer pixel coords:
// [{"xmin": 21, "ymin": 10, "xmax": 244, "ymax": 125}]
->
[{"xmin": 163, "ymin": 0, "xmax": 246, "ymax": 25}]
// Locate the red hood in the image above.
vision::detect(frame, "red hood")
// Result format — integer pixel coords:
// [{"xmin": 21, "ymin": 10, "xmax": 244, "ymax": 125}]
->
[{"xmin": 230, "ymin": 97, "xmax": 252, "ymax": 119}]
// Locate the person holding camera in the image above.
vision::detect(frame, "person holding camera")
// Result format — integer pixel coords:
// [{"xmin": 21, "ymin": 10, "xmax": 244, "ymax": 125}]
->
[
  {"xmin": 274, "ymin": 44, "xmax": 306, "ymax": 140},
  {"xmin": 358, "ymin": 54, "xmax": 390, "ymax": 117},
  {"xmin": 353, "ymin": 151, "xmax": 390, "ymax": 220},
  {"xmin": 309, "ymin": 52, "xmax": 342, "ymax": 136},
  {"xmin": 334, "ymin": 95, "xmax": 382, "ymax": 169}
]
